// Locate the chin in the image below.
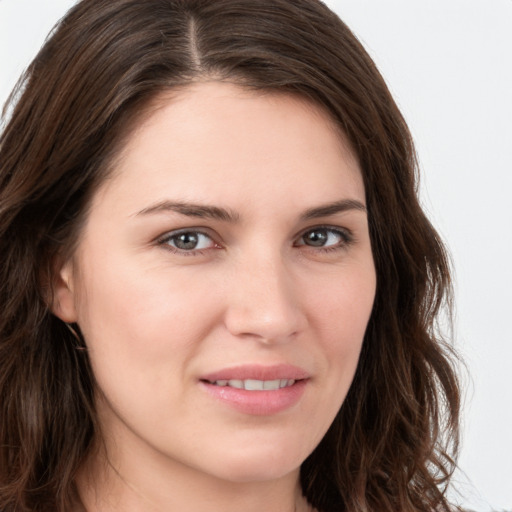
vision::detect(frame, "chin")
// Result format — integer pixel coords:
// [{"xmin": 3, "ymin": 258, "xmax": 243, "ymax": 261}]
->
[
  {"xmin": 211, "ymin": 461, "xmax": 300, "ymax": 484},
  {"xmin": 200, "ymin": 439, "xmax": 309, "ymax": 484}
]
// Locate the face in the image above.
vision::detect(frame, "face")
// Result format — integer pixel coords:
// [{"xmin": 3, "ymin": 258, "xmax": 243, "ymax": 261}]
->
[{"xmin": 54, "ymin": 82, "xmax": 376, "ymax": 486}]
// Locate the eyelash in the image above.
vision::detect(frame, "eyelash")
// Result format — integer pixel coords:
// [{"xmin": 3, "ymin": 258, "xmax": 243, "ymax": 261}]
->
[{"xmin": 157, "ymin": 225, "xmax": 354, "ymax": 256}]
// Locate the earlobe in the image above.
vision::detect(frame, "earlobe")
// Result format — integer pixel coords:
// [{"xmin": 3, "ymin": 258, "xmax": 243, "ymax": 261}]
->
[{"xmin": 50, "ymin": 259, "xmax": 78, "ymax": 323}]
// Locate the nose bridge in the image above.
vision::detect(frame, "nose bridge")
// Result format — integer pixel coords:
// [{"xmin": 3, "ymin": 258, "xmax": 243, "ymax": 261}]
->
[{"xmin": 224, "ymin": 246, "xmax": 305, "ymax": 343}]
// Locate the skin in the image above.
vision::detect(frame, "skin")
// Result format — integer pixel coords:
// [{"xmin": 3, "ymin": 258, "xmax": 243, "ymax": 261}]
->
[{"xmin": 52, "ymin": 81, "xmax": 376, "ymax": 512}]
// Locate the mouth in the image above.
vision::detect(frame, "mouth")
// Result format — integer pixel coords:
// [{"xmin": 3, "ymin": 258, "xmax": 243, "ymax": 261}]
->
[
  {"xmin": 203, "ymin": 378, "xmax": 297, "ymax": 391},
  {"xmin": 199, "ymin": 365, "xmax": 309, "ymax": 415}
]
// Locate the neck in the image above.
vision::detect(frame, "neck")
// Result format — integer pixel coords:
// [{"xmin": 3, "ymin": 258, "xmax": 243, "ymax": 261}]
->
[{"xmin": 76, "ymin": 442, "xmax": 312, "ymax": 512}]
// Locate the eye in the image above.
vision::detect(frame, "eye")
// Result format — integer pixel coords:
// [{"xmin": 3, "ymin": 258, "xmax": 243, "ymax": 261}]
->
[
  {"xmin": 295, "ymin": 226, "xmax": 352, "ymax": 250},
  {"xmin": 159, "ymin": 230, "xmax": 218, "ymax": 253}
]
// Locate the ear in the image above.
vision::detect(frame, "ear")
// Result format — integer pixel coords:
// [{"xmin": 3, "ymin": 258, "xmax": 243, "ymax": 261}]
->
[{"xmin": 50, "ymin": 258, "xmax": 78, "ymax": 323}]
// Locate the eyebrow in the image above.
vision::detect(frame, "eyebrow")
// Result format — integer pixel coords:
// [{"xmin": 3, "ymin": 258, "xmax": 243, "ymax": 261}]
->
[
  {"xmin": 135, "ymin": 198, "xmax": 366, "ymax": 222},
  {"xmin": 300, "ymin": 199, "xmax": 367, "ymax": 220},
  {"xmin": 135, "ymin": 201, "xmax": 240, "ymax": 222}
]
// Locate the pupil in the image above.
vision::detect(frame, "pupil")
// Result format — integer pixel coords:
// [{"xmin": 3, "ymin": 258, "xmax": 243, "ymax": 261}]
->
[
  {"xmin": 305, "ymin": 230, "xmax": 327, "ymax": 246},
  {"xmin": 175, "ymin": 232, "xmax": 198, "ymax": 250}
]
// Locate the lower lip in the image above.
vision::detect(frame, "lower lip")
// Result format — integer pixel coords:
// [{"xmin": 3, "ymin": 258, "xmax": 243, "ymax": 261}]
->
[{"xmin": 200, "ymin": 380, "xmax": 308, "ymax": 415}]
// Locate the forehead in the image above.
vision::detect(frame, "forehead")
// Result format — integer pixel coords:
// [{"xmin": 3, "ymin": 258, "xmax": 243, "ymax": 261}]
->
[{"xmin": 90, "ymin": 81, "xmax": 364, "ymax": 217}]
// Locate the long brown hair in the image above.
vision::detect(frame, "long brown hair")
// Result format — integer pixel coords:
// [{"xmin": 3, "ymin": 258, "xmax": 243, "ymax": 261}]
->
[{"xmin": 0, "ymin": 1, "xmax": 461, "ymax": 510}]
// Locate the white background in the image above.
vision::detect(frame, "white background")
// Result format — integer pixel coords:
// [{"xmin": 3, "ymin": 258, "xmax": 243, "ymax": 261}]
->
[{"xmin": 1, "ymin": 1, "xmax": 511, "ymax": 510}]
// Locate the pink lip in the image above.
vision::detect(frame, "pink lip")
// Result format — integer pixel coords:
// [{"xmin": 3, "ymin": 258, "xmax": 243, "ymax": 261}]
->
[
  {"xmin": 199, "ymin": 364, "xmax": 309, "ymax": 416},
  {"xmin": 201, "ymin": 364, "xmax": 309, "ymax": 382}
]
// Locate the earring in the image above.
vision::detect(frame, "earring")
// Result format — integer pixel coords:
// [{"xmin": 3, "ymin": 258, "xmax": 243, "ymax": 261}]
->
[{"xmin": 65, "ymin": 322, "xmax": 87, "ymax": 351}]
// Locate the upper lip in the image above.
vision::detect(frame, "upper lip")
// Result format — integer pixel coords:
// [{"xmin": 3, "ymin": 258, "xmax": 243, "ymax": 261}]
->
[{"xmin": 201, "ymin": 364, "xmax": 310, "ymax": 383}]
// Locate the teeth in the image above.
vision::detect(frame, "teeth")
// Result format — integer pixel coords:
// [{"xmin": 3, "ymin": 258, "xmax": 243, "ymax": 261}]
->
[
  {"xmin": 245, "ymin": 379, "xmax": 265, "ymax": 391},
  {"xmin": 263, "ymin": 379, "xmax": 281, "ymax": 390},
  {"xmin": 228, "ymin": 379, "xmax": 244, "ymax": 389},
  {"xmin": 211, "ymin": 379, "xmax": 296, "ymax": 390}
]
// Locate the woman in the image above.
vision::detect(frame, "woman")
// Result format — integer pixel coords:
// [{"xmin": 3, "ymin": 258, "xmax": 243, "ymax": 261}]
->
[{"xmin": 0, "ymin": 1, "xmax": 461, "ymax": 511}]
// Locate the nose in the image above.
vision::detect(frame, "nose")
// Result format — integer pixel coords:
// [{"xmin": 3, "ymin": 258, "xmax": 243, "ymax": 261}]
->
[{"xmin": 223, "ymin": 252, "xmax": 307, "ymax": 344}]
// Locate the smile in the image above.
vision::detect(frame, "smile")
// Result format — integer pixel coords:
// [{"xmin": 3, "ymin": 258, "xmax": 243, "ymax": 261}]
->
[
  {"xmin": 200, "ymin": 365, "xmax": 309, "ymax": 415},
  {"xmin": 208, "ymin": 379, "xmax": 296, "ymax": 390}
]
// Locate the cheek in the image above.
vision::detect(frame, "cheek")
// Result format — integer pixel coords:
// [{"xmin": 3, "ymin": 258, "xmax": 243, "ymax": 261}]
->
[
  {"xmin": 287, "ymin": 262, "xmax": 375, "ymax": 445},
  {"xmin": 309, "ymin": 261, "xmax": 376, "ymax": 338},
  {"xmin": 308, "ymin": 261, "xmax": 375, "ymax": 383},
  {"xmin": 74, "ymin": 256, "xmax": 221, "ymax": 377}
]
